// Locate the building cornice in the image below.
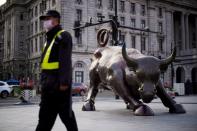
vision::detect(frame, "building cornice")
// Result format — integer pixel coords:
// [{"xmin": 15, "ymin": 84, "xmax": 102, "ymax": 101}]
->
[
  {"xmin": 2, "ymin": 0, "xmax": 40, "ymax": 14},
  {"xmin": 153, "ymin": 0, "xmax": 197, "ymax": 11},
  {"xmin": 3, "ymin": 3, "xmax": 26, "ymax": 13}
]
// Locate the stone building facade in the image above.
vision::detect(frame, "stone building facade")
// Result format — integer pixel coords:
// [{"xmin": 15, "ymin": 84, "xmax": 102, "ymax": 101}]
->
[
  {"xmin": 0, "ymin": 0, "xmax": 197, "ymax": 93},
  {"xmin": 0, "ymin": 4, "xmax": 5, "ymax": 80},
  {"xmin": 0, "ymin": 0, "xmax": 28, "ymax": 80}
]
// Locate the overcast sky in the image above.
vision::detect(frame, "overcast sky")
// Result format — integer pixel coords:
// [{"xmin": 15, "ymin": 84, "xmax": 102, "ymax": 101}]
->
[{"xmin": 0, "ymin": 0, "xmax": 6, "ymax": 6}]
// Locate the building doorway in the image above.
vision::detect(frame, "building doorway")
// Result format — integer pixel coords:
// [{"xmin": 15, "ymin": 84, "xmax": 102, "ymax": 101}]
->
[
  {"xmin": 176, "ymin": 67, "xmax": 185, "ymax": 83},
  {"xmin": 192, "ymin": 68, "xmax": 197, "ymax": 94}
]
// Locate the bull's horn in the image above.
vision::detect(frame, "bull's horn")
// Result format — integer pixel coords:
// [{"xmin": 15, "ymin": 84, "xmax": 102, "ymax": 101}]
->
[
  {"xmin": 160, "ymin": 47, "xmax": 176, "ymax": 67},
  {"xmin": 122, "ymin": 43, "xmax": 138, "ymax": 68}
]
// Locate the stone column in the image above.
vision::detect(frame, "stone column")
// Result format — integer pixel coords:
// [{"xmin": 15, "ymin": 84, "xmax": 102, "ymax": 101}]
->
[
  {"xmin": 181, "ymin": 12, "xmax": 186, "ymax": 50},
  {"xmin": 196, "ymin": 16, "xmax": 197, "ymax": 48},
  {"xmin": 169, "ymin": 11, "xmax": 175, "ymax": 86},
  {"xmin": 185, "ymin": 13, "xmax": 189, "ymax": 49},
  {"xmin": 166, "ymin": 10, "xmax": 174, "ymax": 55},
  {"xmin": 171, "ymin": 11, "xmax": 175, "ymax": 49}
]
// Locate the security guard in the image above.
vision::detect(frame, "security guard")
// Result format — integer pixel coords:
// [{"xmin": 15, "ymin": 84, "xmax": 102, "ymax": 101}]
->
[{"xmin": 36, "ymin": 10, "xmax": 78, "ymax": 131}]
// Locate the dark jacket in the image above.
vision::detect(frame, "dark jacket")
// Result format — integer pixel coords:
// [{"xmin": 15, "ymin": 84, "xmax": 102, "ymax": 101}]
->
[{"xmin": 41, "ymin": 25, "xmax": 72, "ymax": 87}]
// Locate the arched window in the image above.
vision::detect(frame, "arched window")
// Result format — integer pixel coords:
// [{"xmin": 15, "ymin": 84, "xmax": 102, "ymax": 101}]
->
[{"xmin": 75, "ymin": 62, "xmax": 83, "ymax": 68}]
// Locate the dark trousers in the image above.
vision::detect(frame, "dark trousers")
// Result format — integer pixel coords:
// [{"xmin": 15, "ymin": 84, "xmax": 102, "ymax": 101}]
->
[{"xmin": 36, "ymin": 73, "xmax": 78, "ymax": 131}]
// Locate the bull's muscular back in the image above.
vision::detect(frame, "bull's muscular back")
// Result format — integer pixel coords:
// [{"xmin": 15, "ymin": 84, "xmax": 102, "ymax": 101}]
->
[
  {"xmin": 94, "ymin": 46, "xmax": 143, "ymax": 68},
  {"xmin": 92, "ymin": 46, "xmax": 143, "ymax": 82}
]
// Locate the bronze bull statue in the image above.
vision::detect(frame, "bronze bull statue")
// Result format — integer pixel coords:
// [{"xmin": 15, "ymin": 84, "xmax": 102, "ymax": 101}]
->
[{"xmin": 82, "ymin": 43, "xmax": 186, "ymax": 116}]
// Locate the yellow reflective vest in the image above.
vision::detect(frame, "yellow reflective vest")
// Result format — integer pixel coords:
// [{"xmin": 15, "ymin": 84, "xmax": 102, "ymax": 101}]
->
[{"xmin": 41, "ymin": 30, "xmax": 65, "ymax": 70}]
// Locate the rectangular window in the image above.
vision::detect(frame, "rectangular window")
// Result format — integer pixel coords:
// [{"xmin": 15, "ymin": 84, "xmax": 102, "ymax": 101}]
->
[
  {"xmin": 141, "ymin": 36, "xmax": 146, "ymax": 51},
  {"xmin": 35, "ymin": 6, "xmax": 38, "ymax": 17},
  {"xmin": 120, "ymin": 1, "xmax": 125, "ymax": 12},
  {"xmin": 8, "ymin": 16, "xmax": 11, "ymax": 25},
  {"xmin": 19, "ymin": 42, "xmax": 23, "ymax": 50},
  {"xmin": 19, "ymin": 42, "xmax": 23, "ymax": 51},
  {"xmin": 40, "ymin": 36, "xmax": 43, "ymax": 51},
  {"xmin": 77, "ymin": 34, "xmax": 82, "ymax": 46},
  {"xmin": 141, "ymin": 5, "xmax": 146, "ymax": 16},
  {"xmin": 96, "ymin": 0, "xmax": 102, "ymax": 8},
  {"xmin": 27, "ymin": 25, "xmax": 30, "ymax": 35},
  {"xmin": 39, "ymin": 20, "xmax": 43, "ymax": 31},
  {"xmin": 31, "ymin": 23, "xmax": 33, "ymax": 34},
  {"xmin": 158, "ymin": 38, "xmax": 163, "ymax": 52},
  {"xmin": 97, "ymin": 13, "xmax": 102, "ymax": 17},
  {"xmin": 35, "ymin": 38, "xmax": 38, "ymax": 52},
  {"xmin": 28, "ymin": 9, "xmax": 31, "ymax": 19},
  {"xmin": 20, "ymin": 13, "xmax": 24, "ymax": 21},
  {"xmin": 120, "ymin": 17, "xmax": 125, "ymax": 25},
  {"xmin": 75, "ymin": 0, "xmax": 82, "ymax": 4},
  {"xmin": 130, "ymin": 3, "xmax": 135, "ymax": 14},
  {"xmin": 141, "ymin": 20, "xmax": 146, "ymax": 29},
  {"xmin": 192, "ymin": 32, "xmax": 196, "ymax": 48},
  {"xmin": 131, "ymin": 35, "xmax": 136, "ymax": 48},
  {"xmin": 8, "ymin": 29, "xmax": 11, "ymax": 41},
  {"xmin": 109, "ymin": 14, "xmax": 113, "ymax": 20},
  {"xmin": 31, "ymin": 40, "xmax": 33, "ymax": 53},
  {"xmin": 76, "ymin": 9, "xmax": 82, "ymax": 21},
  {"xmin": 119, "ymin": 33, "xmax": 125, "ymax": 43},
  {"xmin": 75, "ymin": 71, "xmax": 84, "ymax": 83},
  {"xmin": 20, "ymin": 26, "xmax": 24, "ymax": 30},
  {"xmin": 52, "ymin": 0, "xmax": 56, "ymax": 6},
  {"xmin": 131, "ymin": 18, "xmax": 135, "ymax": 27},
  {"xmin": 31, "ymin": 8, "xmax": 33, "ymax": 18},
  {"xmin": 158, "ymin": 22, "xmax": 163, "ymax": 33},
  {"xmin": 7, "ymin": 41, "xmax": 11, "ymax": 58},
  {"xmin": 39, "ymin": 3, "xmax": 43, "ymax": 14},
  {"xmin": 108, "ymin": 0, "xmax": 114, "ymax": 10},
  {"xmin": 158, "ymin": 7, "xmax": 163, "ymax": 18},
  {"xmin": 43, "ymin": 1, "xmax": 47, "ymax": 11},
  {"xmin": 35, "ymin": 20, "xmax": 38, "ymax": 33},
  {"xmin": 97, "ymin": 13, "xmax": 104, "ymax": 22}
]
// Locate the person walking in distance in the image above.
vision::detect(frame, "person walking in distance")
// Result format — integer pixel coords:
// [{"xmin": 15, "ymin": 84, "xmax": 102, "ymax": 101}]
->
[{"xmin": 36, "ymin": 10, "xmax": 78, "ymax": 131}]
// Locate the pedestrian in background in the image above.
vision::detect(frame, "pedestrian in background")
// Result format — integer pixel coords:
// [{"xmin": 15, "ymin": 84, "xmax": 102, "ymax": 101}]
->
[{"xmin": 35, "ymin": 10, "xmax": 78, "ymax": 131}]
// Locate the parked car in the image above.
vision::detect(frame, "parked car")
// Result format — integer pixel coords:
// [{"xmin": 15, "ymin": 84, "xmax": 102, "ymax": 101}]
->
[
  {"xmin": 72, "ymin": 83, "xmax": 88, "ymax": 96},
  {"xmin": 0, "ymin": 81, "xmax": 13, "ymax": 98},
  {"xmin": 6, "ymin": 79, "xmax": 20, "ymax": 89},
  {"xmin": 6, "ymin": 79, "xmax": 20, "ymax": 86}
]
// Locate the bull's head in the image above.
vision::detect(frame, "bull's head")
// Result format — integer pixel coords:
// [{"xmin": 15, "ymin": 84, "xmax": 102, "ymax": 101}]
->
[{"xmin": 122, "ymin": 44, "xmax": 176, "ymax": 103}]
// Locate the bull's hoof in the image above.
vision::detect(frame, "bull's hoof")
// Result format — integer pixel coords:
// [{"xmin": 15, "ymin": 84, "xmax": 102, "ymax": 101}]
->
[
  {"xmin": 82, "ymin": 101, "xmax": 96, "ymax": 111},
  {"xmin": 169, "ymin": 104, "xmax": 186, "ymax": 114},
  {"xmin": 126, "ymin": 103, "xmax": 134, "ymax": 111},
  {"xmin": 134, "ymin": 105, "xmax": 154, "ymax": 116}
]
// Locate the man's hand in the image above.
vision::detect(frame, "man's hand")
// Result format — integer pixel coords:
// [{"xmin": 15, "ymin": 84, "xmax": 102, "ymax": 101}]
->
[{"xmin": 60, "ymin": 85, "xmax": 69, "ymax": 91}]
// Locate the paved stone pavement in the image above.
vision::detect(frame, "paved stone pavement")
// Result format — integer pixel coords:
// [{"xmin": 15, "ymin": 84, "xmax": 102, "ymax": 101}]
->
[{"xmin": 0, "ymin": 94, "xmax": 197, "ymax": 131}]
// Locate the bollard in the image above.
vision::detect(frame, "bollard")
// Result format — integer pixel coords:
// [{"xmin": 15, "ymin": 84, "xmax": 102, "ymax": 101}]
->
[
  {"xmin": 21, "ymin": 89, "xmax": 33, "ymax": 102},
  {"xmin": 15, "ymin": 88, "xmax": 34, "ymax": 105}
]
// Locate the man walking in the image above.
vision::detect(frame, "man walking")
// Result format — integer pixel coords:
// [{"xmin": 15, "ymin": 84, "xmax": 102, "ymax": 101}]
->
[{"xmin": 36, "ymin": 10, "xmax": 78, "ymax": 131}]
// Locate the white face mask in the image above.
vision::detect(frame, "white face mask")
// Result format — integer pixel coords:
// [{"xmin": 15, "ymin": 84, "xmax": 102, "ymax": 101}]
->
[{"xmin": 43, "ymin": 20, "xmax": 54, "ymax": 31}]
